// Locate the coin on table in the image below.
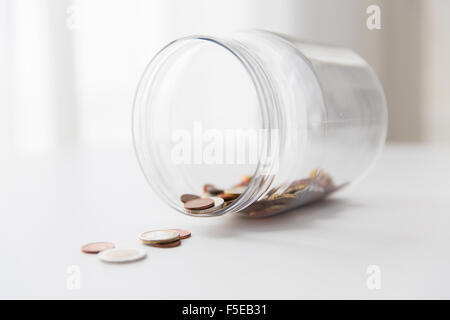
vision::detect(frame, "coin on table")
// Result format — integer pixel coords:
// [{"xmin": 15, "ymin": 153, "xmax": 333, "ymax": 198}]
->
[
  {"xmin": 184, "ymin": 198, "xmax": 215, "ymax": 210},
  {"xmin": 185, "ymin": 197, "xmax": 224, "ymax": 214},
  {"xmin": 224, "ymin": 186, "xmax": 247, "ymax": 195},
  {"xmin": 98, "ymin": 248, "xmax": 146, "ymax": 263},
  {"xmin": 139, "ymin": 229, "xmax": 180, "ymax": 244},
  {"xmin": 168, "ymin": 228, "xmax": 191, "ymax": 239},
  {"xmin": 151, "ymin": 240, "xmax": 182, "ymax": 248},
  {"xmin": 180, "ymin": 194, "xmax": 200, "ymax": 203},
  {"xmin": 81, "ymin": 242, "xmax": 115, "ymax": 254}
]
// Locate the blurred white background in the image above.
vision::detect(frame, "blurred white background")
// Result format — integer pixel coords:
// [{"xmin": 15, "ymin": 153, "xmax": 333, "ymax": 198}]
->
[
  {"xmin": 1, "ymin": 0, "xmax": 449, "ymax": 154},
  {"xmin": 2, "ymin": 0, "xmax": 450, "ymax": 299}
]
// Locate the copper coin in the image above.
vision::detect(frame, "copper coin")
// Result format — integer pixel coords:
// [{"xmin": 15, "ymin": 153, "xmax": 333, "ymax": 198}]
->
[
  {"xmin": 180, "ymin": 194, "xmax": 200, "ymax": 203},
  {"xmin": 184, "ymin": 198, "xmax": 214, "ymax": 210},
  {"xmin": 151, "ymin": 240, "xmax": 181, "ymax": 248},
  {"xmin": 185, "ymin": 197, "xmax": 224, "ymax": 214},
  {"xmin": 82, "ymin": 242, "xmax": 115, "ymax": 254},
  {"xmin": 168, "ymin": 228, "xmax": 191, "ymax": 239},
  {"xmin": 218, "ymin": 193, "xmax": 238, "ymax": 201}
]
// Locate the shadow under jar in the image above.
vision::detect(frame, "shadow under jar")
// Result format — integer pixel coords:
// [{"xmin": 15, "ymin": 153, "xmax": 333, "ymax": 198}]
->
[{"xmin": 133, "ymin": 30, "xmax": 387, "ymax": 218}]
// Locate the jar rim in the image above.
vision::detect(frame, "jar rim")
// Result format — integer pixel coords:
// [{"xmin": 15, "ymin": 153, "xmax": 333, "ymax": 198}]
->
[{"xmin": 132, "ymin": 34, "xmax": 279, "ymax": 216}]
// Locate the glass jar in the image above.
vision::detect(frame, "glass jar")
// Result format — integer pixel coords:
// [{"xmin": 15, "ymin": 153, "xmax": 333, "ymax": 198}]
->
[{"xmin": 133, "ymin": 30, "xmax": 387, "ymax": 218}]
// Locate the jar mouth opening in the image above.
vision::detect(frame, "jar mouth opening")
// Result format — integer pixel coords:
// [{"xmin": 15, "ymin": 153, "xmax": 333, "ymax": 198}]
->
[{"xmin": 133, "ymin": 36, "xmax": 278, "ymax": 217}]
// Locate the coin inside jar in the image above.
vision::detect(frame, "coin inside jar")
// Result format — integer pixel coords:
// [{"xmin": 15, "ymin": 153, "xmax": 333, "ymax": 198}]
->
[
  {"xmin": 184, "ymin": 197, "xmax": 224, "ymax": 214},
  {"xmin": 180, "ymin": 194, "xmax": 200, "ymax": 203},
  {"xmin": 178, "ymin": 168, "xmax": 344, "ymax": 217},
  {"xmin": 184, "ymin": 198, "xmax": 214, "ymax": 210},
  {"xmin": 218, "ymin": 193, "xmax": 238, "ymax": 201}
]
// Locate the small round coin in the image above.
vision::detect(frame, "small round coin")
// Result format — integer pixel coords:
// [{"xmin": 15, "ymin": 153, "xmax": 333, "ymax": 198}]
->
[
  {"xmin": 185, "ymin": 197, "xmax": 224, "ymax": 214},
  {"xmin": 180, "ymin": 194, "xmax": 200, "ymax": 203},
  {"xmin": 81, "ymin": 242, "xmax": 115, "ymax": 254},
  {"xmin": 151, "ymin": 240, "xmax": 181, "ymax": 248},
  {"xmin": 98, "ymin": 248, "xmax": 146, "ymax": 263},
  {"xmin": 168, "ymin": 228, "xmax": 191, "ymax": 239},
  {"xmin": 184, "ymin": 198, "xmax": 214, "ymax": 210},
  {"xmin": 139, "ymin": 229, "xmax": 180, "ymax": 244}
]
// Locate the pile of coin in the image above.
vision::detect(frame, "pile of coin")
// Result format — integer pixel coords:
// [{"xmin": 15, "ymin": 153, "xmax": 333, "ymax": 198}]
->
[
  {"xmin": 81, "ymin": 228, "xmax": 191, "ymax": 263},
  {"xmin": 139, "ymin": 228, "xmax": 191, "ymax": 248},
  {"xmin": 180, "ymin": 178, "xmax": 250, "ymax": 215},
  {"xmin": 180, "ymin": 169, "xmax": 346, "ymax": 217},
  {"xmin": 240, "ymin": 168, "xmax": 341, "ymax": 217}
]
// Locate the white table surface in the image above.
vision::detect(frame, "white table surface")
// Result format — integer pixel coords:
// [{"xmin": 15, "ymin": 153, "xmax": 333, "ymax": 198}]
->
[{"xmin": 1, "ymin": 143, "xmax": 450, "ymax": 299}]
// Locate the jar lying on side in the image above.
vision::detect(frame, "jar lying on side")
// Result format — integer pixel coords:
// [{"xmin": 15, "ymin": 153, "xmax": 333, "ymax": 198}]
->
[{"xmin": 133, "ymin": 30, "xmax": 388, "ymax": 217}]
